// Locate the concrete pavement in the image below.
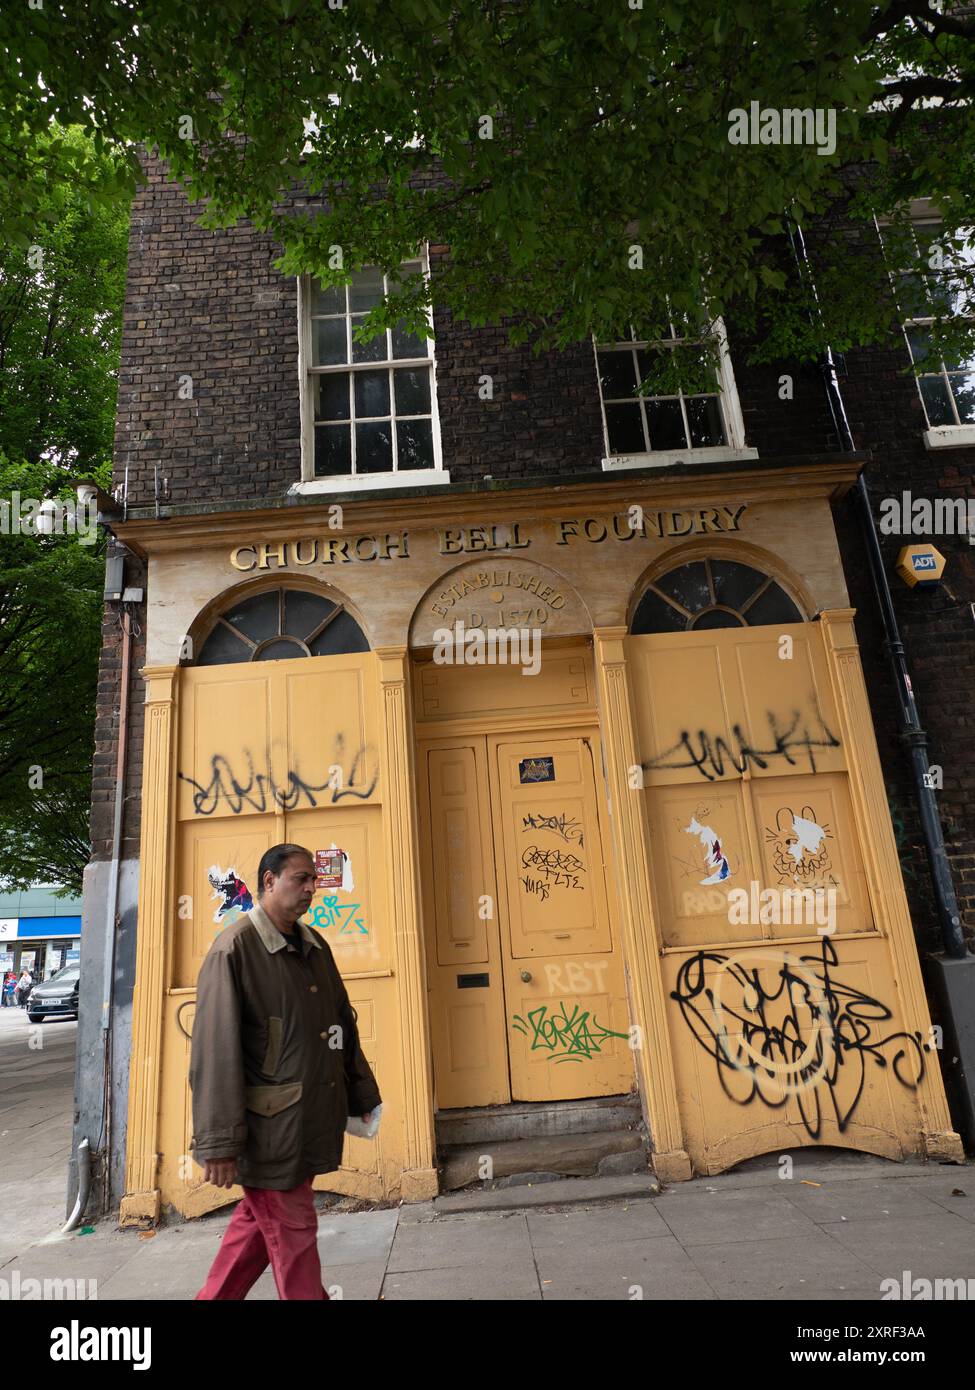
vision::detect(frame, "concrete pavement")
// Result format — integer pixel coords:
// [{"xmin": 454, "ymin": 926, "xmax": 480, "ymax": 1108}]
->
[{"xmin": 0, "ymin": 1004, "xmax": 77, "ymax": 1266}]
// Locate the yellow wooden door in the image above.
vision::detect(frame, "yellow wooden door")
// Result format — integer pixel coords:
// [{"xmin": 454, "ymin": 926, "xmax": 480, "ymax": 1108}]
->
[
  {"xmin": 158, "ymin": 652, "xmax": 384, "ymax": 1216},
  {"xmin": 420, "ymin": 730, "xmax": 634, "ymax": 1109},
  {"xmin": 629, "ymin": 622, "xmax": 946, "ymax": 1173},
  {"xmin": 420, "ymin": 739, "xmax": 511, "ymax": 1109},
  {"xmin": 490, "ymin": 736, "xmax": 634, "ymax": 1101}
]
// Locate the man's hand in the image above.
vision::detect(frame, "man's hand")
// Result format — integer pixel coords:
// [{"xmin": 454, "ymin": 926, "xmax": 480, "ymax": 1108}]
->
[
  {"xmin": 361, "ymin": 1111, "xmax": 373, "ymax": 1124},
  {"xmin": 203, "ymin": 1157, "xmax": 239, "ymax": 1189}
]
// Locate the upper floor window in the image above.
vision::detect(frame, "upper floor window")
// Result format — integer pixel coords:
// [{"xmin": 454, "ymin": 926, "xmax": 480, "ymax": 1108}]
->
[
  {"xmin": 297, "ymin": 256, "xmax": 448, "ymax": 491},
  {"xmin": 877, "ymin": 208, "xmax": 975, "ymax": 446},
  {"xmin": 593, "ymin": 315, "xmax": 755, "ymax": 470}
]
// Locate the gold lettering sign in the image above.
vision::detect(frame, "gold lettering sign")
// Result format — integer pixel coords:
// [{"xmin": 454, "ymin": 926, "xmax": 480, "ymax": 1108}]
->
[
  {"xmin": 229, "ymin": 532, "xmax": 410, "ymax": 571},
  {"xmin": 426, "ymin": 565, "xmax": 577, "ymax": 631},
  {"xmin": 227, "ymin": 506, "xmax": 749, "ymax": 569},
  {"xmin": 438, "ymin": 523, "xmax": 531, "ymax": 554},
  {"xmin": 555, "ymin": 506, "xmax": 747, "ymax": 543},
  {"xmin": 411, "ymin": 556, "xmax": 592, "ymax": 646}
]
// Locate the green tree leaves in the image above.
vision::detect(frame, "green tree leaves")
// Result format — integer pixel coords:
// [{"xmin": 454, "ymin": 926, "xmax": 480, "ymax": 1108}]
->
[
  {"xmin": 0, "ymin": 2, "xmax": 970, "ymax": 367},
  {"xmin": 0, "ymin": 127, "xmax": 127, "ymax": 891}
]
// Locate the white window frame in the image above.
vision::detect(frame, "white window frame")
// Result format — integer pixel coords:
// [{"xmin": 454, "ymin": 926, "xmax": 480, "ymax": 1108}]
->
[
  {"xmin": 876, "ymin": 198, "xmax": 975, "ymax": 450},
  {"xmin": 293, "ymin": 248, "xmax": 449, "ymax": 493},
  {"xmin": 594, "ymin": 316, "xmax": 757, "ymax": 471}
]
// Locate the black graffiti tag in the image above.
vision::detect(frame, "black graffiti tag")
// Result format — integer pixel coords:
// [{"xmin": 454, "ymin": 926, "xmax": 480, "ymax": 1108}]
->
[
  {"xmin": 521, "ymin": 875, "xmax": 551, "ymax": 901},
  {"xmin": 644, "ymin": 706, "xmax": 841, "ymax": 783},
  {"xmin": 178, "ymin": 745, "xmax": 379, "ymax": 816},
  {"xmin": 670, "ymin": 937, "xmax": 926, "ymax": 1139},
  {"xmin": 522, "ymin": 810, "xmax": 585, "ymax": 846},
  {"xmin": 520, "ymin": 844, "xmax": 586, "ymax": 891}
]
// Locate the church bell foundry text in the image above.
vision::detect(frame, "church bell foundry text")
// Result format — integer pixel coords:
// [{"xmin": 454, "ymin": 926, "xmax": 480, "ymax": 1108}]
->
[{"xmin": 228, "ymin": 506, "xmax": 748, "ymax": 572}]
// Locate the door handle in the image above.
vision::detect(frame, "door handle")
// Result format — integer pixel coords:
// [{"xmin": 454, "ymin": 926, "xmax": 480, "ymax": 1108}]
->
[{"xmin": 520, "ymin": 969, "xmax": 532, "ymax": 982}]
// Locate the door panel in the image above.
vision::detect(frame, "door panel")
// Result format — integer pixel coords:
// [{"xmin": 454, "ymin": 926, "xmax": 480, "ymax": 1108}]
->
[
  {"xmin": 630, "ymin": 624, "xmax": 933, "ymax": 1173},
  {"xmin": 490, "ymin": 736, "xmax": 634, "ymax": 1102},
  {"xmin": 646, "ymin": 782, "xmax": 758, "ymax": 949},
  {"xmin": 420, "ymin": 740, "xmax": 510, "ymax": 1108},
  {"xmin": 663, "ymin": 937, "xmax": 918, "ymax": 1173},
  {"xmin": 491, "ymin": 739, "xmax": 611, "ymax": 958},
  {"xmin": 283, "ymin": 804, "xmax": 387, "ymax": 974},
  {"xmin": 420, "ymin": 730, "xmax": 635, "ymax": 1108},
  {"xmin": 750, "ymin": 772, "xmax": 873, "ymax": 940},
  {"xmin": 175, "ymin": 823, "xmax": 271, "ymax": 986},
  {"xmin": 429, "ymin": 746, "xmax": 496, "ymax": 967},
  {"xmin": 164, "ymin": 651, "xmax": 383, "ymax": 1214}
]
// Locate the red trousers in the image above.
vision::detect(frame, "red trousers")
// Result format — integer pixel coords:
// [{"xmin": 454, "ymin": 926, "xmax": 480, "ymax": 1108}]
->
[{"xmin": 195, "ymin": 1178, "xmax": 330, "ymax": 1301}]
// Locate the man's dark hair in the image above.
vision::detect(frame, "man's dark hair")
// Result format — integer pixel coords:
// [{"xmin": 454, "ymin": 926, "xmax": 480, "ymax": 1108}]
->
[{"xmin": 256, "ymin": 843, "xmax": 314, "ymax": 897}]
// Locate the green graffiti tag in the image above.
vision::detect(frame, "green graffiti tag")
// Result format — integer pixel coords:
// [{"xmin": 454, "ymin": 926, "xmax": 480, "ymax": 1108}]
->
[{"xmin": 511, "ymin": 1001, "xmax": 629, "ymax": 1063}]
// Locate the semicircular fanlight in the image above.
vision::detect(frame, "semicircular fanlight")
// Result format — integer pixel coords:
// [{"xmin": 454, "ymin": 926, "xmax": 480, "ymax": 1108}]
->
[
  {"xmin": 194, "ymin": 588, "xmax": 369, "ymax": 665},
  {"xmin": 631, "ymin": 558, "xmax": 804, "ymax": 634}
]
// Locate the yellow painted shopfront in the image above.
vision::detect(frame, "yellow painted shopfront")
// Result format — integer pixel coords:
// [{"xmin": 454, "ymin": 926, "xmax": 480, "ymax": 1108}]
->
[{"xmin": 117, "ymin": 462, "xmax": 963, "ymax": 1224}]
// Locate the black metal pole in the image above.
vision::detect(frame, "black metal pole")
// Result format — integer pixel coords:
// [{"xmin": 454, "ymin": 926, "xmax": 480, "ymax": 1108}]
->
[
  {"xmin": 787, "ymin": 217, "xmax": 968, "ymax": 960},
  {"xmin": 850, "ymin": 473, "xmax": 967, "ymax": 957}
]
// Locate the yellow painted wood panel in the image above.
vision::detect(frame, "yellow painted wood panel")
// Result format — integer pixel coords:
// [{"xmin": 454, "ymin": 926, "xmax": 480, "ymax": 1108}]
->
[
  {"xmin": 632, "ymin": 623, "xmax": 845, "ymax": 789},
  {"xmin": 663, "ymin": 937, "xmax": 921, "ymax": 1172},
  {"xmin": 418, "ymin": 737, "xmax": 510, "ymax": 1109},
  {"xmin": 418, "ymin": 724, "xmax": 635, "ymax": 1108},
  {"xmin": 628, "ymin": 623, "xmax": 940, "ymax": 1173},
  {"xmin": 414, "ymin": 648, "xmax": 594, "ymax": 722},
  {"xmin": 490, "ymin": 735, "xmax": 634, "ymax": 1102},
  {"xmin": 159, "ymin": 650, "xmax": 402, "ymax": 1216}
]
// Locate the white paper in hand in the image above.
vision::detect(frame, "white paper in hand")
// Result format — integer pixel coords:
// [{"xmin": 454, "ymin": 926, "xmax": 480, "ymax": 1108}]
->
[{"xmin": 345, "ymin": 1102, "xmax": 382, "ymax": 1139}]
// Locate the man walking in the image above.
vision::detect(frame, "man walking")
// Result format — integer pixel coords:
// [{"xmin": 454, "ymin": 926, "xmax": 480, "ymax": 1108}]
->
[{"xmin": 190, "ymin": 842, "xmax": 382, "ymax": 1300}]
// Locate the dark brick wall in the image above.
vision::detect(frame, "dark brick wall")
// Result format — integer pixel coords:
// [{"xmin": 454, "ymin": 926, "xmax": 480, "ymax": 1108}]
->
[
  {"xmin": 113, "ymin": 155, "xmax": 606, "ymax": 508},
  {"xmin": 95, "ymin": 154, "xmax": 975, "ymax": 949},
  {"xmin": 110, "ymin": 153, "xmax": 880, "ymax": 505},
  {"xmin": 833, "ymin": 339, "xmax": 975, "ymax": 952},
  {"xmin": 427, "ymin": 274, "xmax": 605, "ymax": 483},
  {"xmin": 115, "ymin": 167, "xmax": 302, "ymax": 506}
]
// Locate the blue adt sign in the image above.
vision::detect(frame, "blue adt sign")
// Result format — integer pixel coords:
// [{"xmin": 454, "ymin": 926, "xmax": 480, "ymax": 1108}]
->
[{"xmin": 912, "ymin": 553, "xmax": 937, "ymax": 571}]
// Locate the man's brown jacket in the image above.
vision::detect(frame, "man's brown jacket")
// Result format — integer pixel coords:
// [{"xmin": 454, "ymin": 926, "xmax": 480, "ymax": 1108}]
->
[{"xmin": 189, "ymin": 900, "xmax": 382, "ymax": 1190}]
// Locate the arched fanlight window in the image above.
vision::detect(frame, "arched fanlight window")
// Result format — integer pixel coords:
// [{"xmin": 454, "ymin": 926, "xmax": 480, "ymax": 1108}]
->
[
  {"xmin": 630, "ymin": 558, "xmax": 804, "ymax": 634},
  {"xmin": 194, "ymin": 588, "xmax": 369, "ymax": 665}
]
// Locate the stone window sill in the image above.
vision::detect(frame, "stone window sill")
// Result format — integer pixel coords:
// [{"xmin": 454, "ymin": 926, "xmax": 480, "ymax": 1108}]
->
[
  {"xmin": 923, "ymin": 426, "xmax": 975, "ymax": 450},
  {"xmin": 290, "ymin": 469, "xmax": 453, "ymax": 495},
  {"xmin": 602, "ymin": 446, "xmax": 759, "ymax": 471}
]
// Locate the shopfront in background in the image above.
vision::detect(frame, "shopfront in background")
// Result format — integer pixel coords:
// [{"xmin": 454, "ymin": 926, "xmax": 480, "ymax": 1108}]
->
[
  {"xmin": 116, "ymin": 461, "xmax": 963, "ymax": 1224},
  {"xmin": 0, "ymin": 887, "xmax": 83, "ymax": 979}
]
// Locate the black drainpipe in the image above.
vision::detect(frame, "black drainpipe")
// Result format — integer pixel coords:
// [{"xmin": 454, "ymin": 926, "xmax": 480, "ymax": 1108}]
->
[{"xmin": 787, "ymin": 216, "xmax": 967, "ymax": 960}]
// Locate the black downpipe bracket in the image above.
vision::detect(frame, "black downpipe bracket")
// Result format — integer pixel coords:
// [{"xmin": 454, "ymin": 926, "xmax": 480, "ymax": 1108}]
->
[{"xmin": 787, "ymin": 217, "xmax": 967, "ymax": 960}]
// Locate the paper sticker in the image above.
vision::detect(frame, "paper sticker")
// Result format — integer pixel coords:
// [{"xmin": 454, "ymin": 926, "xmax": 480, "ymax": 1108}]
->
[
  {"xmin": 519, "ymin": 756, "xmax": 555, "ymax": 784},
  {"xmin": 207, "ymin": 865, "xmax": 254, "ymax": 925},
  {"xmin": 315, "ymin": 848, "xmax": 345, "ymax": 889}
]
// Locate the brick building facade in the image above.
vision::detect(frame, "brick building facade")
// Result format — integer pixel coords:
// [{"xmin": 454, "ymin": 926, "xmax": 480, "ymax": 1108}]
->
[{"xmin": 73, "ymin": 151, "xmax": 974, "ymax": 1220}]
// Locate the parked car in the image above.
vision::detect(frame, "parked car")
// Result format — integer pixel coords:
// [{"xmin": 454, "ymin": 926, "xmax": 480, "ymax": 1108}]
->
[{"xmin": 27, "ymin": 964, "xmax": 80, "ymax": 1022}]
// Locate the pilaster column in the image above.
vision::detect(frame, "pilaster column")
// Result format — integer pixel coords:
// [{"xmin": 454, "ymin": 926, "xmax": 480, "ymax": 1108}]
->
[
  {"xmin": 592, "ymin": 628, "xmax": 691, "ymax": 1181},
  {"xmin": 375, "ymin": 646, "xmax": 438, "ymax": 1197},
  {"xmin": 120, "ymin": 665, "xmax": 179, "ymax": 1225}
]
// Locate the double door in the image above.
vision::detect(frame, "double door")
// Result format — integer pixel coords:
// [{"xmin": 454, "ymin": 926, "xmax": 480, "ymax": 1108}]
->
[{"xmin": 419, "ymin": 731, "xmax": 634, "ymax": 1108}]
